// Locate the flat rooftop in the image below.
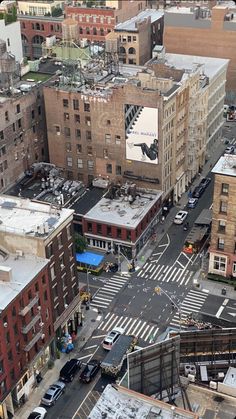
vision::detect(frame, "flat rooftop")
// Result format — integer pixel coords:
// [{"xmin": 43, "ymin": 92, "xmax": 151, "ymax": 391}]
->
[
  {"xmin": 212, "ymin": 155, "xmax": 236, "ymax": 177},
  {"xmin": 89, "ymin": 384, "xmax": 198, "ymax": 419},
  {"xmin": 70, "ymin": 187, "xmax": 105, "ymax": 216},
  {"xmin": 164, "ymin": 53, "xmax": 229, "ymax": 81},
  {"xmin": 0, "ymin": 195, "xmax": 74, "ymax": 238},
  {"xmin": 84, "ymin": 189, "xmax": 162, "ymax": 229},
  {"xmin": 0, "ymin": 253, "xmax": 48, "ymax": 310},
  {"xmin": 115, "ymin": 9, "xmax": 163, "ymax": 32}
]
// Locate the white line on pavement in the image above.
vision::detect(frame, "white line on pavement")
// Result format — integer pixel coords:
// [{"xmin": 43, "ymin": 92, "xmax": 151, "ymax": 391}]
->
[
  {"xmin": 216, "ymin": 306, "xmax": 224, "ymax": 318},
  {"xmin": 91, "ymin": 334, "xmax": 106, "ymax": 339},
  {"xmin": 83, "ymin": 345, "xmax": 97, "ymax": 351}
]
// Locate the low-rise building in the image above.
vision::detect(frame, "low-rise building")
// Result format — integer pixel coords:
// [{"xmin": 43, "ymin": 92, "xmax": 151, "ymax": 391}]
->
[
  {"xmin": 0, "ymin": 252, "xmax": 52, "ymax": 419},
  {"xmin": 209, "ymin": 155, "xmax": 236, "ymax": 279},
  {"xmin": 83, "ymin": 185, "xmax": 162, "ymax": 258}
]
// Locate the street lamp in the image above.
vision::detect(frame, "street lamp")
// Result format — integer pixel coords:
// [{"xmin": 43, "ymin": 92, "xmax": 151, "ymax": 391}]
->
[{"xmin": 154, "ymin": 286, "xmax": 182, "ymax": 331}]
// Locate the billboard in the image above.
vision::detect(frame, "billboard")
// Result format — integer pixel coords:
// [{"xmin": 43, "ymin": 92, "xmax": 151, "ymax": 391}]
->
[{"xmin": 125, "ymin": 105, "xmax": 158, "ymax": 164}]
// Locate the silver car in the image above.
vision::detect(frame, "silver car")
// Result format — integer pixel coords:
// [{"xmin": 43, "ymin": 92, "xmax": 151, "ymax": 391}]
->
[{"xmin": 41, "ymin": 381, "xmax": 65, "ymax": 407}]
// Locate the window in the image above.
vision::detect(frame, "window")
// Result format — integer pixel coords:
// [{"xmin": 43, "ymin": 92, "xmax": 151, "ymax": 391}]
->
[
  {"xmin": 74, "ymin": 114, "xmax": 80, "ymax": 123},
  {"xmin": 85, "ymin": 116, "xmax": 91, "ymax": 126},
  {"xmin": 35, "ymin": 282, "xmax": 39, "ymax": 292},
  {"xmin": 47, "ymin": 243, "xmax": 53, "ymax": 258},
  {"xmin": 221, "ymin": 183, "xmax": 229, "ymax": 195},
  {"xmin": 73, "ymin": 99, "xmax": 79, "ymax": 110},
  {"xmin": 106, "ymin": 163, "xmax": 112, "ymax": 174},
  {"xmin": 117, "ymin": 228, "xmax": 122, "ymax": 238},
  {"xmin": 87, "ymin": 146, "xmax": 93, "ymax": 155},
  {"xmin": 105, "ymin": 133, "xmax": 111, "ymax": 144},
  {"xmin": 86, "ymin": 131, "xmax": 92, "ymax": 141},
  {"xmin": 42, "ymin": 275, "xmax": 46, "ymax": 284},
  {"xmin": 76, "ymin": 144, "xmax": 82, "ymax": 154},
  {"xmin": 107, "ymin": 226, "xmax": 112, "ymax": 236},
  {"xmin": 58, "ymin": 233, "xmax": 63, "ymax": 248},
  {"xmin": 31, "ymin": 110, "xmax": 35, "ymax": 119},
  {"xmin": 32, "ymin": 125, "xmax": 36, "ymax": 133},
  {"xmin": 107, "ymin": 120, "xmax": 111, "ymax": 126},
  {"xmin": 116, "ymin": 165, "xmax": 121, "ymax": 175},
  {"xmin": 0, "ymin": 379, "xmax": 6, "ymax": 395},
  {"xmin": 5, "ymin": 111, "xmax": 9, "ymax": 122},
  {"xmin": 88, "ymin": 222, "xmax": 92, "ymax": 232},
  {"xmin": 64, "ymin": 112, "xmax": 70, "ymax": 121},
  {"xmin": 76, "ymin": 129, "xmax": 81, "ymax": 139},
  {"xmin": 97, "ymin": 224, "xmax": 102, "ymax": 234},
  {"xmin": 12, "ymin": 306, "xmax": 16, "ymax": 317},
  {"xmin": 220, "ymin": 201, "xmax": 227, "ymax": 214},
  {"xmin": 0, "ymin": 131, "xmax": 3, "ymax": 140},
  {"xmin": 84, "ymin": 103, "xmax": 90, "ymax": 112},
  {"xmin": 77, "ymin": 158, "xmax": 83, "ymax": 168},
  {"xmin": 64, "ymin": 127, "xmax": 71, "ymax": 137},
  {"xmin": 50, "ymin": 265, "xmax": 56, "ymax": 280},
  {"xmin": 18, "ymin": 119, "xmax": 22, "ymax": 128},
  {"xmin": 6, "ymin": 331, "xmax": 10, "ymax": 345},
  {"xmin": 133, "ymin": 36, "xmax": 137, "ymax": 42},
  {"xmin": 16, "ymin": 104, "xmax": 20, "ymax": 113},
  {"xmin": 218, "ymin": 220, "xmax": 226, "ymax": 233},
  {"xmin": 67, "ymin": 224, "xmax": 72, "ymax": 240},
  {"xmin": 44, "ymin": 290, "xmax": 48, "ymax": 301},
  {"xmin": 217, "ymin": 238, "xmax": 225, "ymax": 250},
  {"xmin": 55, "ymin": 125, "xmax": 60, "ymax": 134},
  {"xmin": 233, "ymin": 262, "xmax": 236, "ymax": 275},
  {"xmin": 115, "ymin": 135, "xmax": 121, "ymax": 145},
  {"xmin": 104, "ymin": 148, "xmax": 108, "ymax": 158},
  {"xmin": 8, "ymin": 351, "xmax": 12, "ymax": 361},
  {"xmin": 66, "ymin": 142, "xmax": 72, "ymax": 152},
  {"xmin": 13, "ymin": 324, "xmax": 18, "ymax": 336},
  {"xmin": 88, "ymin": 160, "xmax": 94, "ymax": 170},
  {"xmin": 128, "ymin": 36, "xmax": 132, "ymax": 42},
  {"xmin": 63, "ymin": 99, "xmax": 69, "ymax": 108},
  {"xmin": 59, "ymin": 254, "xmax": 65, "ymax": 268},
  {"xmin": 213, "ymin": 255, "xmax": 226, "ymax": 271},
  {"xmin": 93, "ymin": 27, "xmax": 97, "ymax": 35},
  {"xmin": 127, "ymin": 230, "xmax": 131, "ymax": 241},
  {"xmin": 0, "ymin": 360, "xmax": 4, "ymax": 374},
  {"xmin": 38, "ymin": 105, "xmax": 41, "ymax": 115},
  {"xmin": 7, "ymin": 38, "xmax": 10, "ymax": 47}
]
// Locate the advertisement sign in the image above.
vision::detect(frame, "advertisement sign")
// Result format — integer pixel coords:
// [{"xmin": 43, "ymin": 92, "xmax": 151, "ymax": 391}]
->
[{"xmin": 125, "ymin": 105, "xmax": 158, "ymax": 164}]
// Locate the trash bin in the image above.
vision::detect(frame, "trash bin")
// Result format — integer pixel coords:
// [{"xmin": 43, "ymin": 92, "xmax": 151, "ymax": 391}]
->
[{"xmin": 222, "ymin": 287, "xmax": 227, "ymax": 296}]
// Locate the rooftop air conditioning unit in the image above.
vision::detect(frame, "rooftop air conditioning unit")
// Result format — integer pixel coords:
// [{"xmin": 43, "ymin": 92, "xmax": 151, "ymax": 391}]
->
[
  {"xmin": 188, "ymin": 374, "xmax": 195, "ymax": 382},
  {"xmin": 209, "ymin": 381, "xmax": 217, "ymax": 390}
]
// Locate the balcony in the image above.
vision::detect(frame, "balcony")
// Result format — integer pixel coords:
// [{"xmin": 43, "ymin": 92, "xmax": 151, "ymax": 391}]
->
[
  {"xmin": 21, "ymin": 313, "xmax": 41, "ymax": 334},
  {"xmin": 19, "ymin": 295, "xmax": 39, "ymax": 316},
  {"xmin": 24, "ymin": 331, "xmax": 43, "ymax": 352}
]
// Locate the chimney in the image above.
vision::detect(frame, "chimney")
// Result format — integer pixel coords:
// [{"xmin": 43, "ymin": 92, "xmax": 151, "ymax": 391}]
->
[{"xmin": 0, "ymin": 266, "xmax": 12, "ymax": 282}]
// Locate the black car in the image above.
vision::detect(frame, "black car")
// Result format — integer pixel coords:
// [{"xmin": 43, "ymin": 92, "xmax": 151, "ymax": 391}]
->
[
  {"xmin": 192, "ymin": 185, "xmax": 204, "ymax": 198},
  {"xmin": 80, "ymin": 359, "xmax": 100, "ymax": 383},
  {"xmin": 199, "ymin": 177, "xmax": 211, "ymax": 189},
  {"xmin": 59, "ymin": 358, "xmax": 81, "ymax": 382}
]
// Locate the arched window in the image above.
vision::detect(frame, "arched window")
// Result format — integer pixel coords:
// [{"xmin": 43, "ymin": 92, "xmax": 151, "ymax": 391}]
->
[
  {"xmin": 79, "ymin": 27, "xmax": 83, "ymax": 34},
  {"xmin": 128, "ymin": 47, "xmax": 136, "ymax": 55},
  {"xmin": 93, "ymin": 27, "xmax": 97, "ymax": 35},
  {"xmin": 21, "ymin": 34, "xmax": 28, "ymax": 44},
  {"xmin": 100, "ymin": 28, "xmax": 104, "ymax": 36},
  {"xmin": 32, "ymin": 35, "xmax": 44, "ymax": 45},
  {"xmin": 86, "ymin": 27, "xmax": 90, "ymax": 34},
  {"xmin": 119, "ymin": 46, "xmax": 126, "ymax": 54}
]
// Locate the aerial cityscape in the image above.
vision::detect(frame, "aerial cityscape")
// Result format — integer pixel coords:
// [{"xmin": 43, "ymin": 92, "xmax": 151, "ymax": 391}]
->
[{"xmin": 1, "ymin": 0, "xmax": 236, "ymax": 418}]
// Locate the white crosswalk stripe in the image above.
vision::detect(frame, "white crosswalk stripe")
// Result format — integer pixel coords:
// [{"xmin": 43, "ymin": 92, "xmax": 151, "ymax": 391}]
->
[
  {"xmin": 90, "ymin": 275, "xmax": 128, "ymax": 309},
  {"xmin": 98, "ymin": 313, "xmax": 159, "ymax": 343},
  {"xmin": 169, "ymin": 289, "xmax": 208, "ymax": 329},
  {"xmin": 139, "ymin": 262, "xmax": 194, "ymax": 286}
]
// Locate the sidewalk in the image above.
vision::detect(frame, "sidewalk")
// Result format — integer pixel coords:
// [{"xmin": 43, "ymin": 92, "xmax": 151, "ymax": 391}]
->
[{"xmin": 14, "ymin": 306, "xmax": 101, "ymax": 419}]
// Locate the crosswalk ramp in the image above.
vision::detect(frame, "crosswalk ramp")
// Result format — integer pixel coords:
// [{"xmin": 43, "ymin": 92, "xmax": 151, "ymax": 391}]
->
[
  {"xmin": 90, "ymin": 275, "xmax": 128, "ymax": 310},
  {"xmin": 137, "ymin": 263, "xmax": 194, "ymax": 286},
  {"xmin": 98, "ymin": 313, "xmax": 159, "ymax": 343},
  {"xmin": 169, "ymin": 289, "xmax": 208, "ymax": 329}
]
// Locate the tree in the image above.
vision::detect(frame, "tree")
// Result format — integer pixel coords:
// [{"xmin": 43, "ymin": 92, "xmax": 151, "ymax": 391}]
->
[{"xmin": 74, "ymin": 233, "xmax": 87, "ymax": 253}]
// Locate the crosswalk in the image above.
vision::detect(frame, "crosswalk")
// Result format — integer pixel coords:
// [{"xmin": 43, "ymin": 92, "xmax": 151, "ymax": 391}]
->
[
  {"xmin": 137, "ymin": 262, "xmax": 194, "ymax": 286},
  {"xmin": 98, "ymin": 312, "xmax": 159, "ymax": 343},
  {"xmin": 90, "ymin": 274, "xmax": 129, "ymax": 310},
  {"xmin": 170, "ymin": 289, "xmax": 208, "ymax": 329}
]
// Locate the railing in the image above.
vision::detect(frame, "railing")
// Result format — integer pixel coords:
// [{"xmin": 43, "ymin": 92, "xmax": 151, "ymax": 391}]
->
[
  {"xmin": 21, "ymin": 313, "xmax": 41, "ymax": 334},
  {"xmin": 19, "ymin": 295, "xmax": 39, "ymax": 316},
  {"xmin": 24, "ymin": 331, "xmax": 42, "ymax": 352}
]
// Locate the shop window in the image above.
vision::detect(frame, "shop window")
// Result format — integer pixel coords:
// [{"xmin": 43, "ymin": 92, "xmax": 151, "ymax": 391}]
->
[{"xmin": 213, "ymin": 255, "xmax": 226, "ymax": 271}]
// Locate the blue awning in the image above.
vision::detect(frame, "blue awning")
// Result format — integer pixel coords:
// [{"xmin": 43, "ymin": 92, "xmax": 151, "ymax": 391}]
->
[{"xmin": 75, "ymin": 251, "xmax": 104, "ymax": 267}]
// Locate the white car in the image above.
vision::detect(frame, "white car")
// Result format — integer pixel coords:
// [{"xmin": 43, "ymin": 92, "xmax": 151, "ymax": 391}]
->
[
  {"xmin": 27, "ymin": 406, "xmax": 47, "ymax": 419},
  {"xmin": 225, "ymin": 145, "xmax": 234, "ymax": 154},
  {"xmin": 102, "ymin": 327, "xmax": 125, "ymax": 350},
  {"xmin": 174, "ymin": 210, "xmax": 188, "ymax": 225}
]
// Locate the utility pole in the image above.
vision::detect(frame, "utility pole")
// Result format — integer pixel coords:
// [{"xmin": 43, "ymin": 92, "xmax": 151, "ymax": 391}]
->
[{"xmin": 155, "ymin": 286, "xmax": 182, "ymax": 331}]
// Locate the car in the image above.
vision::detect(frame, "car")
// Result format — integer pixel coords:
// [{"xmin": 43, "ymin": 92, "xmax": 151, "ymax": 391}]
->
[
  {"xmin": 59, "ymin": 358, "xmax": 81, "ymax": 382},
  {"xmin": 102, "ymin": 327, "xmax": 125, "ymax": 350},
  {"xmin": 187, "ymin": 197, "xmax": 198, "ymax": 209},
  {"xmin": 225, "ymin": 145, "xmax": 234, "ymax": 154},
  {"xmin": 173, "ymin": 210, "xmax": 188, "ymax": 225},
  {"xmin": 27, "ymin": 407, "xmax": 47, "ymax": 419},
  {"xmin": 41, "ymin": 381, "xmax": 65, "ymax": 407},
  {"xmin": 192, "ymin": 185, "xmax": 205, "ymax": 198},
  {"xmin": 199, "ymin": 177, "xmax": 211, "ymax": 189},
  {"xmin": 80, "ymin": 359, "xmax": 101, "ymax": 383}
]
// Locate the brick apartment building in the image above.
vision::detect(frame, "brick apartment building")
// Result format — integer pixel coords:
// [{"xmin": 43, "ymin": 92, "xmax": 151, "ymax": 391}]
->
[
  {"xmin": 0, "ymin": 253, "xmax": 53, "ymax": 418},
  {"xmin": 164, "ymin": 4, "xmax": 236, "ymax": 102},
  {"xmin": 43, "ymin": 51, "xmax": 227, "ymax": 205},
  {"xmin": 0, "ymin": 41, "xmax": 48, "ymax": 194},
  {"xmin": 209, "ymin": 155, "xmax": 236, "ymax": 279}
]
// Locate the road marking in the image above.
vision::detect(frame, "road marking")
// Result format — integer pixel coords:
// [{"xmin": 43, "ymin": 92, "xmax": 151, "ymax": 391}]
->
[
  {"xmin": 136, "ymin": 321, "xmax": 147, "ymax": 336},
  {"xmin": 102, "ymin": 313, "xmax": 116, "ymax": 330},
  {"xmin": 126, "ymin": 319, "xmax": 139, "ymax": 335},
  {"xmin": 78, "ymin": 354, "xmax": 95, "ymax": 361},
  {"xmin": 176, "ymin": 260, "xmax": 184, "ymax": 268},
  {"xmin": 216, "ymin": 306, "xmax": 224, "ymax": 318},
  {"xmin": 93, "ymin": 295, "xmax": 113, "ymax": 301},
  {"xmin": 113, "ymin": 316, "xmax": 124, "ymax": 328},
  {"xmin": 131, "ymin": 320, "xmax": 143, "ymax": 336},
  {"xmin": 83, "ymin": 345, "xmax": 98, "ymax": 351},
  {"xmin": 140, "ymin": 324, "xmax": 151, "ymax": 339},
  {"xmin": 91, "ymin": 334, "xmax": 106, "ymax": 339},
  {"xmin": 90, "ymin": 302, "xmax": 108, "ymax": 308},
  {"xmin": 223, "ymin": 298, "xmax": 229, "ymax": 306}
]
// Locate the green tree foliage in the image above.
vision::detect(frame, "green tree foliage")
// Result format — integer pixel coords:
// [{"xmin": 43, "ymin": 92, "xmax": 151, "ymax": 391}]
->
[{"xmin": 74, "ymin": 233, "xmax": 87, "ymax": 254}]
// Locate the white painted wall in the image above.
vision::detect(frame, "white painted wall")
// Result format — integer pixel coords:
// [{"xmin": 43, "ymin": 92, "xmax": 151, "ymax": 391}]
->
[{"xmin": 0, "ymin": 20, "xmax": 23, "ymax": 63}]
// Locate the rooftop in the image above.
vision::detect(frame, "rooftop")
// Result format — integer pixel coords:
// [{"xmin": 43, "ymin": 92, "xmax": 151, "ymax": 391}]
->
[
  {"xmin": 84, "ymin": 188, "xmax": 162, "ymax": 229},
  {"xmin": 212, "ymin": 155, "xmax": 236, "ymax": 177},
  {"xmin": 223, "ymin": 367, "xmax": 236, "ymax": 387},
  {"xmin": 0, "ymin": 253, "xmax": 48, "ymax": 310},
  {"xmin": 115, "ymin": 9, "xmax": 163, "ymax": 32},
  {"xmin": 0, "ymin": 195, "xmax": 74, "ymax": 238},
  {"xmin": 89, "ymin": 384, "xmax": 199, "ymax": 419},
  {"xmin": 70, "ymin": 187, "xmax": 105, "ymax": 216}
]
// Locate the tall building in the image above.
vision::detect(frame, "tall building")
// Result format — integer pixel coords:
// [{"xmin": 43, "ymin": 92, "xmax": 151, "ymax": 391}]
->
[
  {"xmin": 43, "ymin": 50, "xmax": 227, "ymax": 205},
  {"xmin": 164, "ymin": 4, "xmax": 236, "ymax": 102},
  {"xmin": 0, "ymin": 253, "xmax": 53, "ymax": 419},
  {"xmin": 0, "ymin": 11, "xmax": 23, "ymax": 63},
  {"xmin": 209, "ymin": 155, "xmax": 236, "ymax": 279}
]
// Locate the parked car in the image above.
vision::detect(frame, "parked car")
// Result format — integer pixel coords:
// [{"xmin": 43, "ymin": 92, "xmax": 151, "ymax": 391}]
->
[
  {"xmin": 225, "ymin": 145, "xmax": 234, "ymax": 154},
  {"xmin": 27, "ymin": 407, "xmax": 47, "ymax": 419},
  {"xmin": 173, "ymin": 210, "xmax": 188, "ymax": 225},
  {"xmin": 192, "ymin": 185, "xmax": 205, "ymax": 198},
  {"xmin": 187, "ymin": 197, "xmax": 198, "ymax": 209},
  {"xmin": 80, "ymin": 359, "xmax": 101, "ymax": 383},
  {"xmin": 59, "ymin": 358, "xmax": 81, "ymax": 382},
  {"xmin": 41, "ymin": 381, "xmax": 65, "ymax": 407},
  {"xmin": 102, "ymin": 327, "xmax": 125, "ymax": 350},
  {"xmin": 199, "ymin": 177, "xmax": 211, "ymax": 189}
]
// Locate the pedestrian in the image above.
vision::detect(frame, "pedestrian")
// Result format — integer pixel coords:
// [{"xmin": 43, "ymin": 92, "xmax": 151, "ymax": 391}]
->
[{"xmin": 161, "ymin": 215, "xmax": 165, "ymax": 224}]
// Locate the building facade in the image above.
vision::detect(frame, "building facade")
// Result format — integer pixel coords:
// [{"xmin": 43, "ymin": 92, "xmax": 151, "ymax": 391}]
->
[
  {"xmin": 209, "ymin": 155, "xmax": 236, "ymax": 279},
  {"xmin": 17, "ymin": 0, "xmax": 65, "ymax": 16},
  {"xmin": 164, "ymin": 4, "xmax": 236, "ymax": 102},
  {"xmin": 0, "ymin": 19, "xmax": 23, "ymax": 63},
  {"xmin": 0, "ymin": 254, "xmax": 53, "ymax": 419}
]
